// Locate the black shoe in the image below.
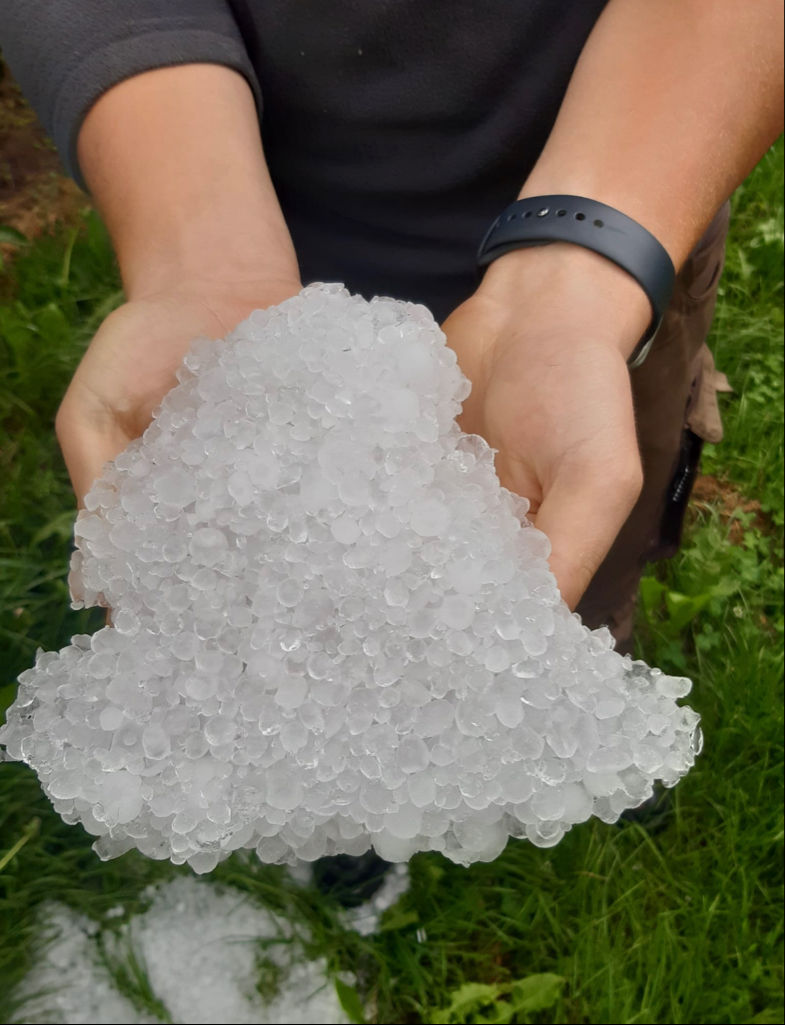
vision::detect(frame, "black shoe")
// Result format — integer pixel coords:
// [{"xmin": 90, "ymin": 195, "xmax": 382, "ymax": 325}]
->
[
  {"xmin": 312, "ymin": 851, "xmax": 392, "ymax": 908},
  {"xmin": 618, "ymin": 783, "xmax": 673, "ymax": 834}
]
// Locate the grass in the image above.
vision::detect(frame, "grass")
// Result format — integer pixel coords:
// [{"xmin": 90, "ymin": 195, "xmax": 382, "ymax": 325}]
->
[{"xmin": 0, "ymin": 140, "xmax": 782, "ymax": 1024}]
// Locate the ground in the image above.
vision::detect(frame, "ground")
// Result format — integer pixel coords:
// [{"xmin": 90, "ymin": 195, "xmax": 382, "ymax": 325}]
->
[
  {"xmin": 690, "ymin": 474, "xmax": 768, "ymax": 545},
  {"xmin": 0, "ymin": 66, "xmax": 88, "ymax": 246}
]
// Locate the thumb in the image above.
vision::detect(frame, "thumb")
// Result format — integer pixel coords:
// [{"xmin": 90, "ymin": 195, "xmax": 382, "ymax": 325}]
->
[{"xmin": 535, "ymin": 462, "xmax": 642, "ymax": 610}]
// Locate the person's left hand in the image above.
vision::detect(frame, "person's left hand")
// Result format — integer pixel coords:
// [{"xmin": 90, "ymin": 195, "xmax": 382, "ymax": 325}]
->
[{"xmin": 442, "ymin": 244, "xmax": 651, "ymax": 609}]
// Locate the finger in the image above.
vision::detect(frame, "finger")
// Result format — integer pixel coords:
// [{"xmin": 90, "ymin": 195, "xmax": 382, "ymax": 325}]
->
[{"xmin": 535, "ymin": 462, "xmax": 642, "ymax": 610}]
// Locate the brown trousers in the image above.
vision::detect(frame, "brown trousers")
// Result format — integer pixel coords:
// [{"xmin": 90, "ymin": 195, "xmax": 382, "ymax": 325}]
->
[{"xmin": 576, "ymin": 203, "xmax": 732, "ymax": 652}]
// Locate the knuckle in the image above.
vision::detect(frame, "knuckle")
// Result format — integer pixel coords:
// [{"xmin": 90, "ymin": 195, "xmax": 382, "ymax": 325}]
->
[{"xmin": 618, "ymin": 458, "xmax": 644, "ymax": 504}]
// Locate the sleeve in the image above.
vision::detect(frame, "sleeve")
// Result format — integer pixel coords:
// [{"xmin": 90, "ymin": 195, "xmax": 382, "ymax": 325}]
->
[{"xmin": 0, "ymin": 0, "xmax": 262, "ymax": 189}]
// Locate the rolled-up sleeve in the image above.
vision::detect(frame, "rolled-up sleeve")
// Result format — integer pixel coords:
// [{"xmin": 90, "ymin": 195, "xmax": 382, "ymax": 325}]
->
[{"xmin": 0, "ymin": 0, "xmax": 261, "ymax": 188}]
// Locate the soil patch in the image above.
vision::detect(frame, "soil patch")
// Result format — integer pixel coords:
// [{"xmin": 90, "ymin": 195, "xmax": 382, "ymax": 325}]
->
[
  {"xmin": 690, "ymin": 473, "xmax": 769, "ymax": 543},
  {"xmin": 0, "ymin": 66, "xmax": 88, "ymax": 247}
]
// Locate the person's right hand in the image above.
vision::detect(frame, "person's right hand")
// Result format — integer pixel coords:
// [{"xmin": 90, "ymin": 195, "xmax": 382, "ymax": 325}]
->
[
  {"xmin": 61, "ymin": 65, "xmax": 303, "ymax": 506},
  {"xmin": 56, "ymin": 277, "xmax": 301, "ymax": 505}
]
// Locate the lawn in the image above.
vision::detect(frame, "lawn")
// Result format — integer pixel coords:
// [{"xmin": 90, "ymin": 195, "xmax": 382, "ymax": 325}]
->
[{"xmin": 0, "ymin": 140, "xmax": 782, "ymax": 1024}]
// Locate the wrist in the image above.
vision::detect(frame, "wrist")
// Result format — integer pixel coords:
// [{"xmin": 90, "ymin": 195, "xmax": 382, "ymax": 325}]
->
[
  {"xmin": 108, "ymin": 189, "xmax": 300, "ymax": 303},
  {"xmin": 476, "ymin": 242, "xmax": 652, "ymax": 361},
  {"xmin": 123, "ymin": 236, "xmax": 300, "ymax": 305},
  {"xmin": 121, "ymin": 276, "xmax": 302, "ymax": 334}
]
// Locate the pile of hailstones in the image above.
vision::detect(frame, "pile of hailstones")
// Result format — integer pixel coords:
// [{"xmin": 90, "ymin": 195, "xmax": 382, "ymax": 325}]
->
[{"xmin": 0, "ymin": 284, "xmax": 701, "ymax": 872}]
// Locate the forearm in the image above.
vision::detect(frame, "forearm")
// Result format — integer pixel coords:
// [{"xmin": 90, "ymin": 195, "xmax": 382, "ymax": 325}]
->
[
  {"xmin": 522, "ymin": 0, "xmax": 783, "ymax": 264},
  {"xmin": 480, "ymin": 0, "xmax": 783, "ymax": 358},
  {"xmin": 77, "ymin": 63, "xmax": 299, "ymax": 300}
]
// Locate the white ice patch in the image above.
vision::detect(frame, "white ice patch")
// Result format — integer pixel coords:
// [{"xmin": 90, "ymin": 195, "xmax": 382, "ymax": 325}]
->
[{"xmin": 14, "ymin": 876, "xmax": 349, "ymax": 1025}]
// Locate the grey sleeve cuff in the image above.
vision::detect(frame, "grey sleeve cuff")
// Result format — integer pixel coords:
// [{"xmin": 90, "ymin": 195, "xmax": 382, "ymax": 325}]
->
[
  {"xmin": 54, "ymin": 29, "xmax": 263, "ymax": 190},
  {"xmin": 0, "ymin": 2, "xmax": 262, "ymax": 191}
]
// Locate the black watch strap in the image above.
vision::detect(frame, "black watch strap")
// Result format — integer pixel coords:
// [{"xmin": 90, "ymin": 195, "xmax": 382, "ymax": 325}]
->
[{"xmin": 477, "ymin": 195, "xmax": 676, "ymax": 368}]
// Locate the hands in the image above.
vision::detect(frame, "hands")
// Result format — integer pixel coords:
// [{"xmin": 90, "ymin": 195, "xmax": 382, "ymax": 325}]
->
[
  {"xmin": 56, "ymin": 276, "xmax": 300, "ymax": 506},
  {"xmin": 443, "ymin": 244, "xmax": 651, "ymax": 610}
]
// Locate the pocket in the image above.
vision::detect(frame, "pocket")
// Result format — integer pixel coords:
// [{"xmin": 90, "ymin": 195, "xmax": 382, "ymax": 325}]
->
[{"xmin": 686, "ymin": 345, "xmax": 733, "ymax": 445}]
